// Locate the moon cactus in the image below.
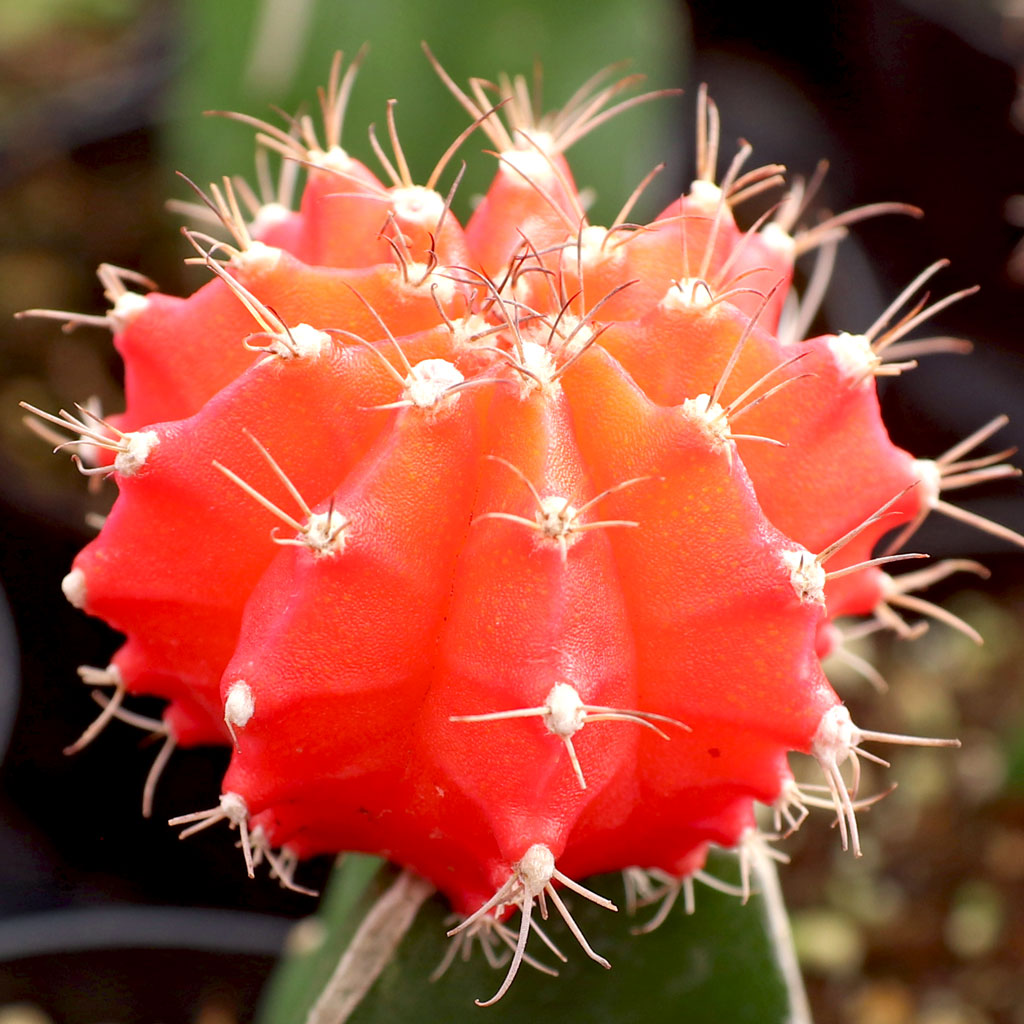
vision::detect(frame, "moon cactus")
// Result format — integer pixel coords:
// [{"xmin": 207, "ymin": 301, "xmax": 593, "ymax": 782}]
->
[{"xmin": 23, "ymin": 50, "xmax": 1019, "ymax": 1006}]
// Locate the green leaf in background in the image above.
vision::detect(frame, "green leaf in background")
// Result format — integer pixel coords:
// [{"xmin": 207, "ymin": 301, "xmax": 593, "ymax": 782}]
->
[
  {"xmin": 167, "ymin": 0, "xmax": 689, "ymax": 226},
  {"xmin": 0, "ymin": 0, "xmax": 138, "ymax": 54},
  {"xmin": 258, "ymin": 852, "xmax": 804, "ymax": 1024}
]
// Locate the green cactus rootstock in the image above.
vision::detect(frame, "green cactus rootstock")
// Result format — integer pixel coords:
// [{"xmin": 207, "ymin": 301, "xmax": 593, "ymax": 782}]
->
[{"xmin": 23, "ymin": 50, "xmax": 1020, "ymax": 1008}]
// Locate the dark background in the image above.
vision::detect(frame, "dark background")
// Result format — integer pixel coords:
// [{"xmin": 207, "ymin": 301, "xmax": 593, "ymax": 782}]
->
[{"xmin": 1, "ymin": 1, "xmax": 1023, "ymax": 1021}]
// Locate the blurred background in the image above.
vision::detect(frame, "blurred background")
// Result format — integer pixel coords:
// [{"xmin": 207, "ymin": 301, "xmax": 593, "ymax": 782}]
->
[{"xmin": 1, "ymin": 0, "xmax": 1023, "ymax": 1021}]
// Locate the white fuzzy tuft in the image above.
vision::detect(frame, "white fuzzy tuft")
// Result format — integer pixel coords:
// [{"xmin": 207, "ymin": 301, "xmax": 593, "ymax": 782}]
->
[
  {"xmin": 688, "ymin": 179, "xmax": 723, "ymax": 214},
  {"xmin": 543, "ymin": 683, "xmax": 586, "ymax": 738},
  {"xmin": 812, "ymin": 705, "xmax": 856, "ymax": 760},
  {"xmin": 402, "ymin": 266, "xmax": 457, "ymax": 304},
  {"xmin": 782, "ymin": 547, "xmax": 826, "ymax": 605},
  {"xmin": 308, "ymin": 146, "xmax": 354, "ymax": 173},
  {"xmin": 225, "ymin": 681, "xmax": 255, "ymax": 731},
  {"xmin": 219, "ymin": 791, "xmax": 249, "ymax": 825},
  {"xmin": 913, "ymin": 458, "xmax": 943, "ymax": 508},
  {"xmin": 304, "ymin": 509, "xmax": 349, "ymax": 558},
  {"xmin": 759, "ymin": 222, "xmax": 796, "ymax": 258},
  {"xmin": 536, "ymin": 496, "xmax": 578, "ymax": 543},
  {"xmin": 404, "ymin": 359, "xmax": 464, "ymax": 411},
  {"xmin": 500, "ymin": 142, "xmax": 557, "ymax": 181},
  {"xmin": 113, "ymin": 430, "xmax": 159, "ymax": 477},
  {"xmin": 232, "ymin": 241, "xmax": 282, "ymax": 277},
  {"xmin": 268, "ymin": 323, "xmax": 332, "ymax": 360},
  {"xmin": 519, "ymin": 340, "xmax": 558, "ymax": 393},
  {"xmin": 827, "ymin": 332, "xmax": 878, "ymax": 383},
  {"xmin": 249, "ymin": 202, "xmax": 292, "ymax": 237},
  {"xmin": 660, "ymin": 279, "xmax": 715, "ymax": 311},
  {"xmin": 517, "ymin": 844, "xmax": 556, "ymax": 896},
  {"xmin": 391, "ymin": 186, "xmax": 445, "ymax": 227},
  {"xmin": 110, "ymin": 291, "xmax": 150, "ymax": 330},
  {"xmin": 62, "ymin": 568, "xmax": 87, "ymax": 609},
  {"xmin": 679, "ymin": 393, "xmax": 731, "ymax": 451},
  {"xmin": 531, "ymin": 314, "xmax": 593, "ymax": 357},
  {"xmin": 447, "ymin": 313, "xmax": 493, "ymax": 349}
]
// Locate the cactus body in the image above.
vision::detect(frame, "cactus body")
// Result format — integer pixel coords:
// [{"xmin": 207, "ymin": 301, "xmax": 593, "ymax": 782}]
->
[{"xmin": 30, "ymin": 57, "xmax": 1014, "ymax": 1003}]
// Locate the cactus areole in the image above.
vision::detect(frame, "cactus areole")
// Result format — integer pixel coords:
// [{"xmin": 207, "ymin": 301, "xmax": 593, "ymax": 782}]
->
[{"xmin": 26, "ymin": 50, "xmax": 1020, "ymax": 1005}]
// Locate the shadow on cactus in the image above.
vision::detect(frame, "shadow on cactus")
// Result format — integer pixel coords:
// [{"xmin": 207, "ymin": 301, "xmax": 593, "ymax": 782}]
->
[{"xmin": 20, "ymin": 46, "xmax": 1022, "ymax": 1016}]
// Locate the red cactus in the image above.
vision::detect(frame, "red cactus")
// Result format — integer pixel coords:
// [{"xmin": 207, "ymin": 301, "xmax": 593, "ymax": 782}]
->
[{"xmin": 24, "ymin": 53, "xmax": 1020, "ymax": 1005}]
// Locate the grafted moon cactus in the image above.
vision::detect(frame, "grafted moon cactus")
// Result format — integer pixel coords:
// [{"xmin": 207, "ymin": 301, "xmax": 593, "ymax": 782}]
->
[{"xmin": 24, "ymin": 51, "xmax": 1021, "ymax": 1006}]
